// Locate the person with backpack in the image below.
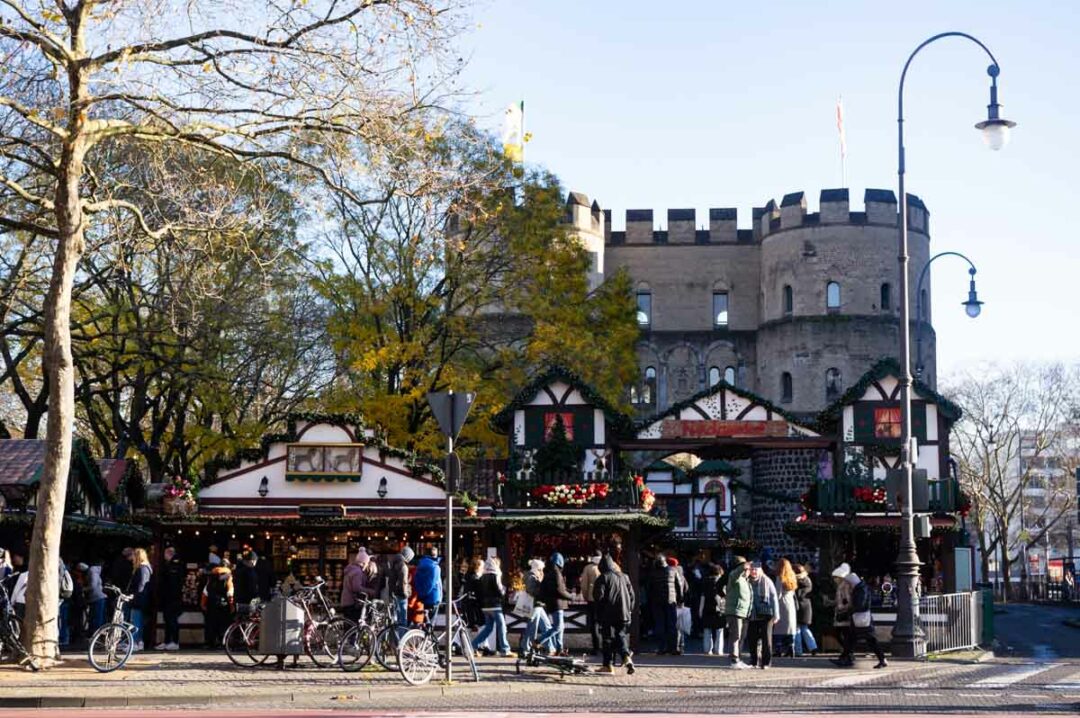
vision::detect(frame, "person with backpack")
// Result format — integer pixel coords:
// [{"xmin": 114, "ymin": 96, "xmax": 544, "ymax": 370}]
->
[
  {"xmin": 745, "ymin": 560, "xmax": 778, "ymax": 669},
  {"xmin": 128, "ymin": 548, "xmax": 153, "ymax": 651},
  {"xmin": 523, "ymin": 558, "xmax": 553, "ymax": 653},
  {"xmin": 832, "ymin": 572, "xmax": 887, "ymax": 669},
  {"xmin": 700, "ymin": 563, "xmax": 726, "ymax": 656},
  {"xmin": 154, "ymin": 547, "xmax": 185, "ymax": 651},
  {"xmin": 388, "ymin": 545, "xmax": 415, "ymax": 629},
  {"xmin": 201, "ymin": 558, "xmax": 234, "ymax": 648},
  {"xmin": 725, "ymin": 556, "xmax": 752, "ymax": 668},
  {"xmin": 593, "ymin": 553, "xmax": 636, "ymax": 674}
]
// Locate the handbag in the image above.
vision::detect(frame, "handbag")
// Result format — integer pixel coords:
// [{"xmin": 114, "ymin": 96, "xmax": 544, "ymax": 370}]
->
[
  {"xmin": 512, "ymin": 589, "xmax": 534, "ymax": 619},
  {"xmin": 852, "ymin": 609, "xmax": 872, "ymax": 628},
  {"xmin": 676, "ymin": 605, "xmax": 692, "ymax": 635}
]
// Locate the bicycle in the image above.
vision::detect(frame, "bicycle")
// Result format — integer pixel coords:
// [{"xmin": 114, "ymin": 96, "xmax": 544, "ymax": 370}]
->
[
  {"xmin": 396, "ymin": 594, "xmax": 479, "ymax": 685},
  {"xmin": 0, "ymin": 580, "xmax": 38, "ymax": 671},
  {"xmin": 223, "ymin": 599, "xmax": 270, "ymax": 667},
  {"xmin": 286, "ymin": 579, "xmax": 354, "ymax": 668},
  {"xmin": 88, "ymin": 585, "xmax": 135, "ymax": 673},
  {"xmin": 336, "ymin": 598, "xmax": 394, "ymax": 672}
]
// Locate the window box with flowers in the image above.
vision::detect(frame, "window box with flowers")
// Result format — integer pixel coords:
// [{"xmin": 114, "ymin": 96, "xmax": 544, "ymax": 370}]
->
[{"xmin": 162, "ymin": 474, "xmax": 198, "ymax": 516}]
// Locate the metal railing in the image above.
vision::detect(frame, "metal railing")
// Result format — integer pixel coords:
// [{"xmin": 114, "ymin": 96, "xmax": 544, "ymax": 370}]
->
[
  {"xmin": 812, "ymin": 477, "xmax": 961, "ymax": 513},
  {"xmin": 918, "ymin": 591, "xmax": 981, "ymax": 654}
]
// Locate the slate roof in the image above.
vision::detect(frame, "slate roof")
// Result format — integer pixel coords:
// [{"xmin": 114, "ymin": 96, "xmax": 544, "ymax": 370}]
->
[
  {"xmin": 0, "ymin": 439, "xmax": 45, "ymax": 486},
  {"xmin": 97, "ymin": 459, "xmax": 129, "ymax": 493}
]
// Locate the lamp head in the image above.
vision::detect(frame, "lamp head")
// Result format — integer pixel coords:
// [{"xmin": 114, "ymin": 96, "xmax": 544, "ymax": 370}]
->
[
  {"xmin": 377, "ymin": 476, "xmax": 388, "ymax": 499},
  {"xmin": 975, "ymin": 64, "xmax": 1016, "ymax": 151},
  {"xmin": 257, "ymin": 475, "xmax": 269, "ymax": 498},
  {"xmin": 963, "ymin": 268, "xmax": 983, "ymax": 318}
]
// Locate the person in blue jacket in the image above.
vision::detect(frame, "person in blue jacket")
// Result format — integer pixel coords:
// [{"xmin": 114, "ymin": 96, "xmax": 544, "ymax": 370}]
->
[{"xmin": 413, "ymin": 546, "xmax": 443, "ymax": 609}]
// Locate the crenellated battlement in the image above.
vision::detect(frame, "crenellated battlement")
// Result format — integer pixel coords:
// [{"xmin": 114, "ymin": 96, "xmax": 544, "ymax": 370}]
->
[{"xmin": 568, "ymin": 189, "xmax": 931, "ymax": 246}]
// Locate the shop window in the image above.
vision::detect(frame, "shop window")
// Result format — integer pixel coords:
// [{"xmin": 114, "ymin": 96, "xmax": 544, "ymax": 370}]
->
[
  {"xmin": 826, "ymin": 281, "xmax": 841, "ymax": 311},
  {"xmin": 874, "ymin": 407, "xmax": 903, "ymax": 439},
  {"xmin": 783, "ymin": 284, "xmax": 793, "ymax": 315},
  {"xmin": 826, "ymin": 367, "xmax": 843, "ymax": 401},
  {"xmin": 664, "ymin": 497, "xmax": 691, "ymax": 528},
  {"xmin": 713, "ymin": 291, "xmax": 729, "ymax": 328},
  {"xmin": 644, "ymin": 366, "xmax": 656, "ymax": 404},
  {"xmin": 724, "ymin": 366, "xmax": 736, "ymax": 386},
  {"xmin": 636, "ymin": 292, "xmax": 652, "ymax": 327},
  {"xmin": 881, "ymin": 283, "xmax": 892, "ymax": 311},
  {"xmin": 709, "ymin": 366, "xmax": 721, "ymax": 387},
  {"xmin": 781, "ymin": 372, "xmax": 793, "ymax": 403}
]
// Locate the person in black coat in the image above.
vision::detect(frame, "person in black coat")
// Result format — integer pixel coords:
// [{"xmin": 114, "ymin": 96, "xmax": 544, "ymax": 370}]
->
[
  {"xmin": 155, "ymin": 547, "xmax": 186, "ymax": 650},
  {"xmin": 700, "ymin": 563, "xmax": 726, "ymax": 655},
  {"xmin": 470, "ymin": 557, "xmax": 510, "ymax": 656},
  {"xmin": 794, "ymin": 564, "xmax": 818, "ymax": 656},
  {"xmin": 593, "ymin": 554, "xmax": 636, "ymax": 674},
  {"xmin": 537, "ymin": 552, "xmax": 573, "ymax": 654},
  {"xmin": 233, "ymin": 551, "xmax": 260, "ymax": 607}
]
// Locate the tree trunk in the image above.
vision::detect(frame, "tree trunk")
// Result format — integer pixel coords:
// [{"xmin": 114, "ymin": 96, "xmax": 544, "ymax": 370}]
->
[
  {"xmin": 999, "ymin": 540, "xmax": 1012, "ymax": 604},
  {"xmin": 23, "ymin": 105, "xmax": 87, "ymax": 663}
]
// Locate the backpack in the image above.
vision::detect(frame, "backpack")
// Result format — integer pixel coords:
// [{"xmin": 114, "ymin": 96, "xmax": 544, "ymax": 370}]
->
[
  {"xmin": 525, "ymin": 573, "xmax": 542, "ymax": 598},
  {"xmin": 59, "ymin": 568, "xmax": 73, "ymax": 600}
]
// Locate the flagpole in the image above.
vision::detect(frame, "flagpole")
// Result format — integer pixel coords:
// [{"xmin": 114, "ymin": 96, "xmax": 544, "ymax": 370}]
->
[{"xmin": 837, "ymin": 95, "xmax": 847, "ymax": 188}]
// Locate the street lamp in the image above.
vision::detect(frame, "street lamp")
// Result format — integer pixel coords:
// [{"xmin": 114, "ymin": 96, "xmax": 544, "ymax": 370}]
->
[
  {"xmin": 894, "ymin": 32, "xmax": 1016, "ymax": 659},
  {"xmin": 914, "ymin": 252, "xmax": 983, "ymax": 380}
]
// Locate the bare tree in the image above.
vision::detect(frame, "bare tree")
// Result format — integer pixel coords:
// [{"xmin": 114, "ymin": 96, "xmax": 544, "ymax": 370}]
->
[
  {"xmin": 949, "ymin": 363, "xmax": 1079, "ymax": 601},
  {"xmin": 0, "ymin": 0, "xmax": 464, "ymax": 662}
]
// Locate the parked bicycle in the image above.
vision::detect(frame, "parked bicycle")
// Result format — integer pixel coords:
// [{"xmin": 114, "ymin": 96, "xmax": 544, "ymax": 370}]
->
[
  {"xmin": 0, "ymin": 580, "xmax": 38, "ymax": 671},
  {"xmin": 286, "ymin": 579, "xmax": 353, "ymax": 667},
  {"xmin": 396, "ymin": 594, "xmax": 478, "ymax": 685},
  {"xmin": 88, "ymin": 585, "xmax": 136, "ymax": 673},
  {"xmin": 337, "ymin": 597, "xmax": 395, "ymax": 672},
  {"xmin": 223, "ymin": 599, "xmax": 269, "ymax": 667}
]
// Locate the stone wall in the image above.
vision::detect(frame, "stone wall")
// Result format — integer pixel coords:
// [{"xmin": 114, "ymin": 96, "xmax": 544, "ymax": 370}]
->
[{"xmin": 750, "ymin": 448, "xmax": 820, "ymax": 565}]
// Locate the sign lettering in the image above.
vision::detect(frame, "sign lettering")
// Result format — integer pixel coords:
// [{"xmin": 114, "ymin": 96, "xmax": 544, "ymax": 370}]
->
[{"xmin": 659, "ymin": 419, "xmax": 789, "ymax": 439}]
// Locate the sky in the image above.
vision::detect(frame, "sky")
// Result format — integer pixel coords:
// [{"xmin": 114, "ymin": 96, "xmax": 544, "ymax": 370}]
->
[{"xmin": 458, "ymin": 0, "xmax": 1079, "ymax": 379}]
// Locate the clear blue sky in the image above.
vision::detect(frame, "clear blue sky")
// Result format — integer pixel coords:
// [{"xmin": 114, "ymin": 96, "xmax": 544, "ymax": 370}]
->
[{"xmin": 459, "ymin": 0, "xmax": 1078, "ymax": 377}]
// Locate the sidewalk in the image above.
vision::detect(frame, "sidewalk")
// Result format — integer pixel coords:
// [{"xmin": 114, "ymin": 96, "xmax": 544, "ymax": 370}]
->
[{"xmin": 0, "ymin": 649, "xmax": 992, "ymax": 710}]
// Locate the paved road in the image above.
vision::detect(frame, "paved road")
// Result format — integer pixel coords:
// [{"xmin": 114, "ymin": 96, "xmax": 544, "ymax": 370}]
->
[
  {"xmin": 1, "ymin": 648, "xmax": 1078, "ymax": 713},
  {"xmin": 0, "ymin": 713, "xmax": 1057, "ymax": 718},
  {"xmin": 992, "ymin": 602, "xmax": 1080, "ymax": 659}
]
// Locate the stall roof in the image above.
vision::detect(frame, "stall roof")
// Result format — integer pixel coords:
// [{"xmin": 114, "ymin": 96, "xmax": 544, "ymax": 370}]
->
[
  {"xmin": 0, "ymin": 438, "xmax": 108, "ymax": 508},
  {"xmin": 817, "ymin": 358, "xmax": 963, "ymax": 428},
  {"xmin": 491, "ymin": 365, "xmax": 633, "ymax": 434}
]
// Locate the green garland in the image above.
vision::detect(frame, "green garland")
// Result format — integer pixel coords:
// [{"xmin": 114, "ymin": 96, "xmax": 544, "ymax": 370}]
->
[
  {"xmin": 203, "ymin": 411, "xmax": 445, "ymax": 487},
  {"xmin": 784, "ymin": 518, "xmax": 959, "ymax": 537},
  {"xmin": 491, "ymin": 364, "xmax": 635, "ymax": 436},
  {"xmin": 0, "ymin": 511, "xmax": 152, "ymax": 540},
  {"xmin": 490, "ymin": 512, "xmax": 671, "ymax": 531},
  {"xmin": 136, "ymin": 514, "xmax": 485, "ymax": 531}
]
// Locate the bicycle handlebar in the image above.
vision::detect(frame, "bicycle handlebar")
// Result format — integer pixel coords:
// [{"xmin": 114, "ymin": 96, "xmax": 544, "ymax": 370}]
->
[{"xmin": 103, "ymin": 584, "xmax": 133, "ymax": 601}]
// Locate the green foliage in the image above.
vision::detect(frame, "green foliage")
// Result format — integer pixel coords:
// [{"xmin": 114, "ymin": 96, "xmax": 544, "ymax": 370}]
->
[{"xmin": 533, "ymin": 414, "xmax": 581, "ymax": 475}]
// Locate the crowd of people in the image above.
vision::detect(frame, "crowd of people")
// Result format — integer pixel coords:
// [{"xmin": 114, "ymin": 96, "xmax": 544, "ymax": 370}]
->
[{"xmin": 1, "ymin": 542, "xmax": 886, "ymax": 672}]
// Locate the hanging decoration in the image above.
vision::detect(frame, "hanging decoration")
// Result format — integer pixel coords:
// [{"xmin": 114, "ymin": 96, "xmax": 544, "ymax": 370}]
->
[{"xmin": 531, "ymin": 482, "xmax": 609, "ymax": 507}]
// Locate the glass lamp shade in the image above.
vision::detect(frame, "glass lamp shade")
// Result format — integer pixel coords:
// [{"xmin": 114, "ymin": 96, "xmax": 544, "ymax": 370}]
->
[
  {"xmin": 981, "ymin": 122, "xmax": 1010, "ymax": 151},
  {"xmin": 964, "ymin": 299, "xmax": 983, "ymax": 318}
]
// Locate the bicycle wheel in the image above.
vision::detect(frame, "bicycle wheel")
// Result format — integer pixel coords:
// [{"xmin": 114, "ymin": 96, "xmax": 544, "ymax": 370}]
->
[
  {"xmin": 337, "ymin": 624, "xmax": 375, "ymax": 672},
  {"xmin": 398, "ymin": 628, "xmax": 439, "ymax": 685},
  {"xmin": 458, "ymin": 630, "xmax": 479, "ymax": 683},
  {"xmin": 304, "ymin": 622, "xmax": 335, "ymax": 668},
  {"xmin": 243, "ymin": 621, "xmax": 271, "ymax": 665},
  {"xmin": 321, "ymin": 616, "xmax": 354, "ymax": 661},
  {"xmin": 88, "ymin": 623, "xmax": 134, "ymax": 673},
  {"xmin": 225, "ymin": 621, "xmax": 263, "ymax": 667},
  {"xmin": 374, "ymin": 624, "xmax": 400, "ymax": 671}
]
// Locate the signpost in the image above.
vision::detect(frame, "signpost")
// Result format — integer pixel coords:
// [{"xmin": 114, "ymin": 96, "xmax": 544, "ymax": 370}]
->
[{"xmin": 426, "ymin": 390, "xmax": 474, "ymax": 683}]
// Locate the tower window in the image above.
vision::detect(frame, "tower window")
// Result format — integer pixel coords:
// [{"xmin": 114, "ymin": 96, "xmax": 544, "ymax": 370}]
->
[
  {"xmin": 781, "ymin": 372, "xmax": 793, "ymax": 403},
  {"xmin": 826, "ymin": 281, "xmax": 841, "ymax": 311},
  {"xmin": 713, "ymin": 291, "xmax": 729, "ymax": 328},
  {"xmin": 826, "ymin": 367, "xmax": 843, "ymax": 401},
  {"xmin": 636, "ymin": 292, "xmax": 652, "ymax": 327},
  {"xmin": 783, "ymin": 285, "xmax": 793, "ymax": 315},
  {"xmin": 880, "ymin": 283, "xmax": 892, "ymax": 312},
  {"xmin": 709, "ymin": 366, "xmax": 721, "ymax": 387},
  {"xmin": 644, "ymin": 366, "xmax": 657, "ymax": 404},
  {"xmin": 724, "ymin": 366, "xmax": 736, "ymax": 386}
]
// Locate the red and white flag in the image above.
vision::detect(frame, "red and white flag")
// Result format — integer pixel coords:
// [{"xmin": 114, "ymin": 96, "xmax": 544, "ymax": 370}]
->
[{"xmin": 836, "ymin": 95, "xmax": 847, "ymax": 159}]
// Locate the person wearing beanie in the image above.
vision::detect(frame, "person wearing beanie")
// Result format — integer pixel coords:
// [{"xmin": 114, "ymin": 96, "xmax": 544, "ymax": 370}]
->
[
  {"xmin": 580, "ymin": 550, "xmax": 603, "ymax": 655},
  {"xmin": 472, "ymin": 557, "xmax": 511, "ymax": 657},
  {"xmin": 524, "ymin": 558, "xmax": 554, "ymax": 653},
  {"xmin": 537, "ymin": 552, "xmax": 573, "ymax": 654},
  {"xmin": 830, "ymin": 562, "xmax": 854, "ymax": 661},
  {"xmin": 725, "ymin": 556, "xmax": 752, "ymax": 668},
  {"xmin": 593, "ymin": 554, "xmax": 636, "ymax": 675},
  {"xmin": 831, "ymin": 572, "xmax": 887, "ymax": 669},
  {"xmin": 389, "ymin": 545, "xmax": 414, "ymax": 629},
  {"xmin": 341, "ymin": 547, "xmax": 379, "ymax": 615}
]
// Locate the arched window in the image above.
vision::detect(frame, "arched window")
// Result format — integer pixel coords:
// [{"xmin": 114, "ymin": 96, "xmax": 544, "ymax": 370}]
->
[
  {"xmin": 782, "ymin": 285, "xmax": 793, "ymax": 315},
  {"xmin": 880, "ymin": 283, "xmax": 892, "ymax": 312},
  {"xmin": 826, "ymin": 281, "xmax": 841, "ymax": 311},
  {"xmin": 708, "ymin": 366, "xmax": 721, "ymax": 387},
  {"xmin": 781, "ymin": 372, "xmax": 793, "ymax": 403},
  {"xmin": 712, "ymin": 291, "xmax": 729, "ymax": 328},
  {"xmin": 724, "ymin": 366, "xmax": 736, "ymax": 386},
  {"xmin": 826, "ymin": 367, "xmax": 843, "ymax": 401},
  {"xmin": 644, "ymin": 366, "xmax": 657, "ymax": 404},
  {"xmin": 636, "ymin": 291, "xmax": 652, "ymax": 327},
  {"xmin": 630, "ymin": 385, "xmax": 640, "ymax": 404}
]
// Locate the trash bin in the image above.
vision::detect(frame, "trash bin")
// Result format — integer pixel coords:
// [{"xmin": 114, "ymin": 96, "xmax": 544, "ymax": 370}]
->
[
  {"xmin": 258, "ymin": 595, "xmax": 305, "ymax": 656},
  {"xmin": 975, "ymin": 582, "xmax": 994, "ymax": 646}
]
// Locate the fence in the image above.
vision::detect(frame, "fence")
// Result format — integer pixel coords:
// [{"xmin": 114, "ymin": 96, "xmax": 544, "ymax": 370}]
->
[{"xmin": 918, "ymin": 591, "xmax": 982, "ymax": 654}]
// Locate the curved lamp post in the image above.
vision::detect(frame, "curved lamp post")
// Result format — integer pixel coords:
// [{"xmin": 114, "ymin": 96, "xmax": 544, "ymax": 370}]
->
[
  {"xmin": 914, "ymin": 251, "xmax": 983, "ymax": 380},
  {"xmin": 894, "ymin": 32, "xmax": 1015, "ymax": 659}
]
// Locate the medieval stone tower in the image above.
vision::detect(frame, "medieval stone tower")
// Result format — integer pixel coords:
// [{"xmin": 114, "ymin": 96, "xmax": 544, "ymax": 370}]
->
[{"xmin": 563, "ymin": 188, "xmax": 936, "ymax": 417}]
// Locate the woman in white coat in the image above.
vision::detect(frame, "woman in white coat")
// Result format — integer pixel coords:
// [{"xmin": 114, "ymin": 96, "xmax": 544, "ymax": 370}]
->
[{"xmin": 773, "ymin": 558, "xmax": 798, "ymax": 657}]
